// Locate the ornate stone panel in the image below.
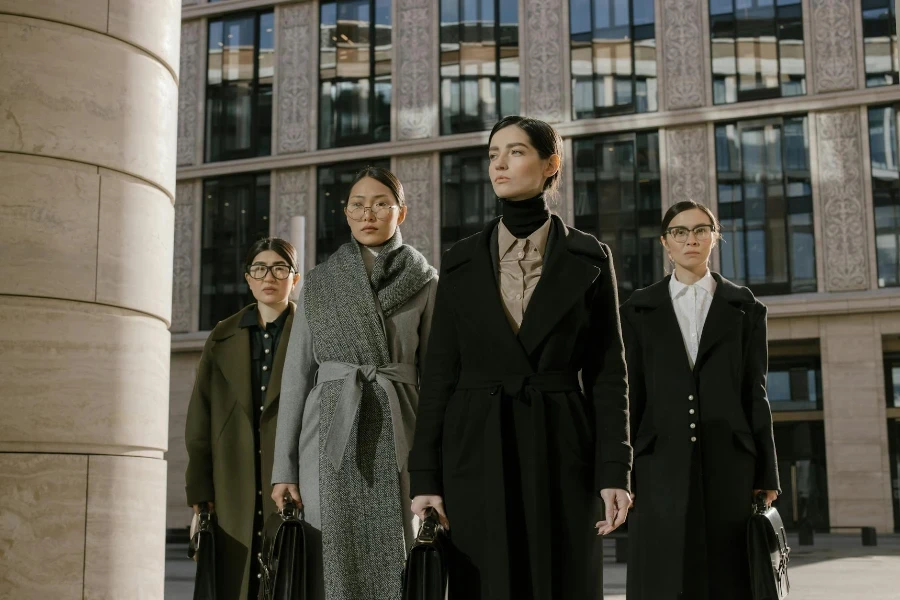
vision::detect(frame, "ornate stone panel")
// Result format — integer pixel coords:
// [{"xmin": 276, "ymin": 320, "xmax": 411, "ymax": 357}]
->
[
  {"xmin": 177, "ymin": 20, "xmax": 201, "ymax": 166},
  {"xmin": 810, "ymin": 0, "xmax": 858, "ymax": 93},
  {"xmin": 396, "ymin": 0, "xmax": 437, "ymax": 140},
  {"xmin": 277, "ymin": 3, "xmax": 317, "ymax": 154},
  {"xmin": 171, "ymin": 182, "xmax": 195, "ymax": 333},
  {"xmin": 661, "ymin": 0, "xmax": 706, "ymax": 110},
  {"xmin": 665, "ymin": 126, "xmax": 710, "ymax": 207},
  {"xmin": 394, "ymin": 154, "xmax": 436, "ymax": 262},
  {"xmin": 815, "ymin": 110, "xmax": 870, "ymax": 291},
  {"xmin": 522, "ymin": 0, "xmax": 566, "ymax": 122}
]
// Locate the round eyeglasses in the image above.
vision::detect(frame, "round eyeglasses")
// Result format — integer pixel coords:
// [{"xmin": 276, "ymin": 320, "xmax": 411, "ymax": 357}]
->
[
  {"xmin": 345, "ymin": 203, "xmax": 400, "ymax": 221},
  {"xmin": 247, "ymin": 264, "xmax": 294, "ymax": 280},
  {"xmin": 665, "ymin": 224, "xmax": 715, "ymax": 244}
]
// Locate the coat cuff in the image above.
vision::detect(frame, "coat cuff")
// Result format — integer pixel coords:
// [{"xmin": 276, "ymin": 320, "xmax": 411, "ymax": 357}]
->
[
  {"xmin": 185, "ymin": 482, "xmax": 215, "ymax": 507},
  {"xmin": 596, "ymin": 461, "xmax": 631, "ymax": 495},
  {"xmin": 408, "ymin": 469, "xmax": 443, "ymax": 498}
]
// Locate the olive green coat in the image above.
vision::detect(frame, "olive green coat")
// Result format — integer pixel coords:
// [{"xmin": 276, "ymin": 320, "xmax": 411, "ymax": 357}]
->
[{"xmin": 185, "ymin": 303, "xmax": 295, "ymax": 600}]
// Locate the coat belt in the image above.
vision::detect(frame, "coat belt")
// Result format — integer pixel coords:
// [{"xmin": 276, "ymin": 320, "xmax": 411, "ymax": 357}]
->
[
  {"xmin": 318, "ymin": 361, "xmax": 418, "ymax": 472},
  {"xmin": 457, "ymin": 370, "xmax": 581, "ymax": 600}
]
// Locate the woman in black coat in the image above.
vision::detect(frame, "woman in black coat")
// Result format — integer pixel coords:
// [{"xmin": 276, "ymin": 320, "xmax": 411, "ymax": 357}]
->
[
  {"xmin": 407, "ymin": 116, "xmax": 633, "ymax": 600},
  {"xmin": 621, "ymin": 200, "xmax": 780, "ymax": 600}
]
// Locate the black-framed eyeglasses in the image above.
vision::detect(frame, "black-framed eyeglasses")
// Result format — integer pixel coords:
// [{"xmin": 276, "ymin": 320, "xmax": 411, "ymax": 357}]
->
[
  {"xmin": 665, "ymin": 224, "xmax": 716, "ymax": 243},
  {"xmin": 344, "ymin": 202, "xmax": 400, "ymax": 221},
  {"xmin": 246, "ymin": 264, "xmax": 294, "ymax": 280}
]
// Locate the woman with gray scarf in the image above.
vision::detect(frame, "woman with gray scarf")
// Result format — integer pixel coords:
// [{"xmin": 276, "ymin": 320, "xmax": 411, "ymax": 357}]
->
[{"xmin": 271, "ymin": 166, "xmax": 437, "ymax": 600}]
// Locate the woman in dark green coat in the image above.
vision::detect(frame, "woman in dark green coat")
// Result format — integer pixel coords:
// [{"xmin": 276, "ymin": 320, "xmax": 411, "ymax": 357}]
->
[{"xmin": 185, "ymin": 237, "xmax": 301, "ymax": 600}]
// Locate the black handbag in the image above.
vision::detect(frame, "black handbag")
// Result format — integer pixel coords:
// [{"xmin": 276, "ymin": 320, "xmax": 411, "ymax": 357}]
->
[
  {"xmin": 401, "ymin": 509, "xmax": 449, "ymax": 600},
  {"xmin": 747, "ymin": 492, "xmax": 791, "ymax": 600},
  {"xmin": 257, "ymin": 499, "xmax": 312, "ymax": 600},
  {"xmin": 189, "ymin": 503, "xmax": 217, "ymax": 600}
]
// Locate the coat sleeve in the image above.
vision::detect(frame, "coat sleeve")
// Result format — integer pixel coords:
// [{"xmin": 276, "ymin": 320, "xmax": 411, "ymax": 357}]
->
[
  {"xmin": 185, "ymin": 335, "xmax": 216, "ymax": 506},
  {"xmin": 620, "ymin": 309, "xmax": 645, "ymax": 448},
  {"xmin": 416, "ymin": 276, "xmax": 439, "ymax": 379},
  {"xmin": 583, "ymin": 252, "xmax": 632, "ymax": 494},
  {"xmin": 746, "ymin": 305, "xmax": 780, "ymax": 493},
  {"xmin": 271, "ymin": 294, "xmax": 319, "ymax": 485},
  {"xmin": 407, "ymin": 265, "xmax": 459, "ymax": 497}
]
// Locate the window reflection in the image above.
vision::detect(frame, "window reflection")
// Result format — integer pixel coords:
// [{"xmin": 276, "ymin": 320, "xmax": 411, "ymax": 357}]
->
[
  {"xmin": 316, "ymin": 159, "xmax": 391, "ymax": 263},
  {"xmin": 440, "ymin": 0, "xmax": 520, "ymax": 135},
  {"xmin": 864, "ymin": 0, "xmax": 899, "ymax": 87},
  {"xmin": 715, "ymin": 116, "xmax": 815, "ymax": 295},
  {"xmin": 320, "ymin": 0, "xmax": 392, "ymax": 149},
  {"xmin": 573, "ymin": 131, "xmax": 662, "ymax": 299},
  {"xmin": 200, "ymin": 173, "xmax": 271, "ymax": 330},
  {"xmin": 869, "ymin": 105, "xmax": 900, "ymax": 288},
  {"xmin": 440, "ymin": 149, "xmax": 500, "ymax": 252},
  {"xmin": 570, "ymin": 0, "xmax": 657, "ymax": 119},
  {"xmin": 205, "ymin": 11, "xmax": 274, "ymax": 163},
  {"xmin": 711, "ymin": 0, "xmax": 805, "ymax": 105}
]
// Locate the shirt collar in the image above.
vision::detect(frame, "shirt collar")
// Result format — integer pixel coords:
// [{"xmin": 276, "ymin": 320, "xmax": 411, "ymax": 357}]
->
[
  {"xmin": 239, "ymin": 305, "xmax": 291, "ymax": 330},
  {"xmin": 497, "ymin": 218, "xmax": 552, "ymax": 259},
  {"xmin": 669, "ymin": 270, "xmax": 715, "ymax": 299}
]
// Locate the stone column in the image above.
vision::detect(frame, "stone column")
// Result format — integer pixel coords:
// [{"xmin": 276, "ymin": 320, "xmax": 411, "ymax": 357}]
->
[
  {"xmin": 274, "ymin": 167, "xmax": 316, "ymax": 272},
  {"xmin": 0, "ymin": 2, "xmax": 180, "ymax": 598},
  {"xmin": 659, "ymin": 0, "xmax": 709, "ymax": 110},
  {"xmin": 521, "ymin": 0, "xmax": 568, "ymax": 122},
  {"xmin": 808, "ymin": 0, "xmax": 859, "ymax": 94},
  {"xmin": 394, "ymin": 154, "xmax": 439, "ymax": 263},
  {"xmin": 396, "ymin": 0, "xmax": 438, "ymax": 140},
  {"xmin": 664, "ymin": 125, "xmax": 712, "ymax": 208},
  {"xmin": 276, "ymin": 2, "xmax": 319, "ymax": 154}
]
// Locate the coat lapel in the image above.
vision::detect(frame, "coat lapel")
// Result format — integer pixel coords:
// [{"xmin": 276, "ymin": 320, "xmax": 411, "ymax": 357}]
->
[
  {"xmin": 211, "ymin": 307, "xmax": 253, "ymax": 421},
  {"xmin": 517, "ymin": 216, "xmax": 601, "ymax": 356},
  {"xmin": 634, "ymin": 276, "xmax": 695, "ymax": 380},
  {"xmin": 263, "ymin": 303, "xmax": 296, "ymax": 412},
  {"xmin": 693, "ymin": 274, "xmax": 745, "ymax": 374},
  {"xmin": 450, "ymin": 217, "xmax": 534, "ymax": 372}
]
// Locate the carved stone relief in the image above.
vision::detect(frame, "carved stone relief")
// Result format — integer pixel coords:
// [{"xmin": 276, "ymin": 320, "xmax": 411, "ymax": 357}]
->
[
  {"xmin": 275, "ymin": 167, "xmax": 312, "ymax": 244},
  {"xmin": 397, "ymin": 0, "xmax": 437, "ymax": 140},
  {"xmin": 810, "ymin": 0, "xmax": 858, "ymax": 93},
  {"xmin": 394, "ymin": 154, "xmax": 436, "ymax": 263},
  {"xmin": 177, "ymin": 21, "xmax": 201, "ymax": 166},
  {"xmin": 661, "ymin": 0, "xmax": 706, "ymax": 110},
  {"xmin": 665, "ymin": 126, "xmax": 710, "ymax": 207},
  {"xmin": 171, "ymin": 182, "xmax": 195, "ymax": 333},
  {"xmin": 277, "ymin": 3, "xmax": 317, "ymax": 154},
  {"xmin": 522, "ymin": 0, "xmax": 566, "ymax": 122}
]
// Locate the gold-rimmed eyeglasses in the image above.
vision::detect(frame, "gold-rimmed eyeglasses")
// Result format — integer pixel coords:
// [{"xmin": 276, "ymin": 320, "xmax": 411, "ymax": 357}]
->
[
  {"xmin": 345, "ymin": 202, "xmax": 400, "ymax": 221},
  {"xmin": 665, "ymin": 224, "xmax": 715, "ymax": 243}
]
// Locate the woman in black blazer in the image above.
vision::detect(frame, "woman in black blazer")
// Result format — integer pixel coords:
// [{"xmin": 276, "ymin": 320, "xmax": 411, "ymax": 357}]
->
[
  {"xmin": 407, "ymin": 116, "xmax": 632, "ymax": 600},
  {"xmin": 620, "ymin": 200, "xmax": 780, "ymax": 600}
]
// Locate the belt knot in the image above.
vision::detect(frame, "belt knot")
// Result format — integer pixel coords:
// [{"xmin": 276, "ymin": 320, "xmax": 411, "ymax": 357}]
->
[{"xmin": 358, "ymin": 364, "xmax": 378, "ymax": 382}]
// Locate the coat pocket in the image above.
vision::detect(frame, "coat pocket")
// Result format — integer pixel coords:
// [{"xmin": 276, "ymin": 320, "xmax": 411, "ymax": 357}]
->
[
  {"xmin": 632, "ymin": 431, "xmax": 658, "ymax": 457},
  {"xmin": 732, "ymin": 430, "xmax": 758, "ymax": 457}
]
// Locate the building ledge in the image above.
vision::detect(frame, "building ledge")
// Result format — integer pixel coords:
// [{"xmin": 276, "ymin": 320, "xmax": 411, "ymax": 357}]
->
[
  {"xmin": 764, "ymin": 288, "xmax": 900, "ymax": 319},
  {"xmin": 171, "ymin": 331, "xmax": 210, "ymax": 352}
]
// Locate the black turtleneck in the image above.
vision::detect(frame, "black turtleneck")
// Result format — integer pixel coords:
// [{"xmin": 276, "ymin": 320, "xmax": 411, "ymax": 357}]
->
[{"xmin": 500, "ymin": 193, "xmax": 551, "ymax": 238}]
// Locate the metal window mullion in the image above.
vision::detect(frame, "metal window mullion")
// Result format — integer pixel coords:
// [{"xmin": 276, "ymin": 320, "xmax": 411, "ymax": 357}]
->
[
  {"xmin": 495, "ymin": 0, "xmax": 501, "ymax": 121},
  {"xmin": 630, "ymin": 0, "xmax": 636, "ymax": 112},
  {"xmin": 369, "ymin": 0, "xmax": 377, "ymax": 142},
  {"xmin": 777, "ymin": 120, "xmax": 794, "ymax": 291},
  {"xmin": 251, "ymin": 12, "xmax": 261, "ymax": 158}
]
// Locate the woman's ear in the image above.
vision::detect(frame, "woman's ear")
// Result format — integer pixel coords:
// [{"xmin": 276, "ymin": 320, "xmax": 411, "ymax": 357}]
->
[
  {"xmin": 544, "ymin": 154, "xmax": 561, "ymax": 179},
  {"xmin": 397, "ymin": 205, "xmax": 408, "ymax": 226}
]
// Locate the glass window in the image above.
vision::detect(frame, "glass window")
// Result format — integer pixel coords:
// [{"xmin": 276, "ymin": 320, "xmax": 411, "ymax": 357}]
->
[
  {"xmin": 714, "ymin": 116, "xmax": 815, "ymax": 295},
  {"xmin": 440, "ymin": 0, "xmax": 520, "ymax": 135},
  {"xmin": 573, "ymin": 130, "xmax": 662, "ymax": 299},
  {"xmin": 767, "ymin": 357, "xmax": 822, "ymax": 411},
  {"xmin": 864, "ymin": 0, "xmax": 899, "ymax": 87},
  {"xmin": 205, "ymin": 11, "xmax": 274, "ymax": 162},
  {"xmin": 868, "ymin": 105, "xmax": 900, "ymax": 288},
  {"xmin": 320, "ymin": 0, "xmax": 392, "ymax": 149},
  {"xmin": 316, "ymin": 159, "xmax": 391, "ymax": 263},
  {"xmin": 772, "ymin": 421, "xmax": 830, "ymax": 531},
  {"xmin": 570, "ymin": 0, "xmax": 658, "ymax": 119},
  {"xmin": 440, "ymin": 148, "xmax": 500, "ymax": 252},
  {"xmin": 885, "ymin": 354, "xmax": 900, "ymax": 408},
  {"xmin": 710, "ymin": 0, "xmax": 805, "ymax": 105},
  {"xmin": 200, "ymin": 173, "xmax": 271, "ymax": 330}
]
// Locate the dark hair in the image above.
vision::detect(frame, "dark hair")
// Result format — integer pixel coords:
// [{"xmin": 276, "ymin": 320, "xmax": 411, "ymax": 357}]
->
[
  {"xmin": 488, "ymin": 116, "xmax": 564, "ymax": 198},
  {"xmin": 348, "ymin": 166, "xmax": 405, "ymax": 206},
  {"xmin": 244, "ymin": 237, "xmax": 299, "ymax": 272},
  {"xmin": 661, "ymin": 200, "xmax": 721, "ymax": 236}
]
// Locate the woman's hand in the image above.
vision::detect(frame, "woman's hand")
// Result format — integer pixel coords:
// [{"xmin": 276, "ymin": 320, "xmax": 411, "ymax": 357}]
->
[
  {"xmin": 192, "ymin": 502, "xmax": 214, "ymax": 514},
  {"xmin": 411, "ymin": 495, "xmax": 450, "ymax": 530},
  {"xmin": 271, "ymin": 483, "xmax": 302, "ymax": 510},
  {"xmin": 754, "ymin": 489, "xmax": 778, "ymax": 507},
  {"xmin": 596, "ymin": 488, "xmax": 632, "ymax": 535}
]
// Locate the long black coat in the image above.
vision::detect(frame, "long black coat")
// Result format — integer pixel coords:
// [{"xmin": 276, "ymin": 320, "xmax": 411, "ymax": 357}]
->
[
  {"xmin": 620, "ymin": 274, "xmax": 779, "ymax": 600},
  {"xmin": 408, "ymin": 216, "xmax": 631, "ymax": 600}
]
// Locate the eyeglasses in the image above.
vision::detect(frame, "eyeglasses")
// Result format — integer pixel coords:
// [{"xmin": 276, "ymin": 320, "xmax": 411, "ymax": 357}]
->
[
  {"xmin": 665, "ymin": 224, "xmax": 715, "ymax": 243},
  {"xmin": 246, "ymin": 264, "xmax": 294, "ymax": 280},
  {"xmin": 345, "ymin": 202, "xmax": 400, "ymax": 221}
]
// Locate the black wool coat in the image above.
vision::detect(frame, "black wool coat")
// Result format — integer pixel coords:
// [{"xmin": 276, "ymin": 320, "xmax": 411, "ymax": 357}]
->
[
  {"xmin": 408, "ymin": 215, "xmax": 632, "ymax": 600},
  {"xmin": 620, "ymin": 274, "xmax": 779, "ymax": 600}
]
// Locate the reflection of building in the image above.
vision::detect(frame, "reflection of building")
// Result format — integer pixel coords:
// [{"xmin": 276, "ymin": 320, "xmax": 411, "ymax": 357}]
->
[{"xmin": 170, "ymin": 0, "xmax": 900, "ymax": 536}]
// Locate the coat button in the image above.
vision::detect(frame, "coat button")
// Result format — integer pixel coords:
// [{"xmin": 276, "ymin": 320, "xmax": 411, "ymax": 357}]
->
[
  {"xmin": 689, "ymin": 409, "xmax": 695, "ymax": 415},
  {"xmin": 257, "ymin": 530, "xmax": 262, "ymax": 536},
  {"xmin": 261, "ymin": 385, "xmax": 266, "ymax": 391},
  {"xmin": 691, "ymin": 436, "xmax": 697, "ymax": 442},
  {"xmin": 688, "ymin": 394, "xmax": 694, "ymax": 401},
  {"xmin": 265, "ymin": 348, "xmax": 270, "ymax": 354},
  {"xmin": 258, "ymin": 573, "xmax": 262, "ymax": 579},
  {"xmin": 258, "ymin": 490, "xmax": 262, "ymax": 495},
  {"xmin": 264, "ymin": 334, "xmax": 269, "ymax": 339},
  {"xmin": 690, "ymin": 423, "xmax": 696, "ymax": 429},
  {"xmin": 263, "ymin": 365, "xmax": 268, "ymax": 371}
]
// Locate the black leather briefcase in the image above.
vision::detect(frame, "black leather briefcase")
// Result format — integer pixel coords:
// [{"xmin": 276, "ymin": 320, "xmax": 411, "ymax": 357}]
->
[
  {"xmin": 189, "ymin": 503, "xmax": 217, "ymax": 600},
  {"xmin": 258, "ymin": 499, "xmax": 312, "ymax": 600},
  {"xmin": 402, "ymin": 509, "xmax": 449, "ymax": 600},
  {"xmin": 747, "ymin": 493, "xmax": 791, "ymax": 599}
]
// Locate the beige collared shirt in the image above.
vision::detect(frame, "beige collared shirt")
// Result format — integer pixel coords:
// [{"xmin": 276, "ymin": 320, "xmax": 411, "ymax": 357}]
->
[{"xmin": 497, "ymin": 218, "xmax": 552, "ymax": 332}]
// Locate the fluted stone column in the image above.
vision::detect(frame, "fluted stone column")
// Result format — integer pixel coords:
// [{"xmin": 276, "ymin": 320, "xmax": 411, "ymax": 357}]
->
[{"xmin": 0, "ymin": 2, "xmax": 180, "ymax": 598}]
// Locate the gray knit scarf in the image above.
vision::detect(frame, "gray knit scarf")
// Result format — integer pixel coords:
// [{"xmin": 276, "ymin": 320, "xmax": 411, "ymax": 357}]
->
[{"xmin": 303, "ymin": 229, "xmax": 435, "ymax": 600}]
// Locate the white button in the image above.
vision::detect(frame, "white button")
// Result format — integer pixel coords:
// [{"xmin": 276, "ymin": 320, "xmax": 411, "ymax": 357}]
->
[
  {"xmin": 261, "ymin": 386, "xmax": 266, "ymax": 391},
  {"xmin": 259, "ymin": 406, "xmax": 264, "ymax": 411},
  {"xmin": 688, "ymin": 395, "xmax": 694, "ymax": 401},
  {"xmin": 691, "ymin": 332, "xmax": 696, "ymax": 338},
  {"xmin": 258, "ymin": 491, "xmax": 262, "ymax": 495},
  {"xmin": 265, "ymin": 349, "xmax": 270, "ymax": 354},
  {"xmin": 689, "ymin": 409, "xmax": 695, "ymax": 415},
  {"xmin": 258, "ymin": 449, "xmax": 262, "ymax": 454},
  {"xmin": 516, "ymin": 294, "xmax": 522, "ymax": 300},
  {"xmin": 691, "ymin": 436, "xmax": 697, "ymax": 442},
  {"xmin": 258, "ymin": 574, "xmax": 262, "ymax": 579},
  {"xmin": 264, "ymin": 334, "xmax": 269, "ymax": 339},
  {"xmin": 517, "ymin": 251, "xmax": 525, "ymax": 259},
  {"xmin": 257, "ymin": 530, "xmax": 262, "ymax": 536},
  {"xmin": 258, "ymin": 511, "xmax": 263, "ymax": 515},
  {"xmin": 263, "ymin": 366, "xmax": 268, "ymax": 371},
  {"xmin": 690, "ymin": 423, "xmax": 696, "ymax": 429}
]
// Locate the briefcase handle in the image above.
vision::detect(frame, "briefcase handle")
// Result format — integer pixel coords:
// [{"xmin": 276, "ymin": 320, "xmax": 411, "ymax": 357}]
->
[
  {"xmin": 415, "ymin": 508, "xmax": 443, "ymax": 545},
  {"xmin": 753, "ymin": 491, "xmax": 769, "ymax": 515}
]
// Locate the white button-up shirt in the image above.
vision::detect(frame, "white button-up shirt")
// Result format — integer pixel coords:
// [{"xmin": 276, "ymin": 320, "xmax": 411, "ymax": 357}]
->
[{"xmin": 669, "ymin": 270, "xmax": 717, "ymax": 369}]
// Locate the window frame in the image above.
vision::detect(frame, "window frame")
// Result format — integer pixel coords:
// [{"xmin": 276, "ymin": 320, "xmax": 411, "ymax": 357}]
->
[
  {"xmin": 439, "ymin": 147, "xmax": 500, "ymax": 252},
  {"xmin": 868, "ymin": 103, "xmax": 900, "ymax": 289},
  {"xmin": 863, "ymin": 0, "xmax": 899, "ymax": 88}
]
